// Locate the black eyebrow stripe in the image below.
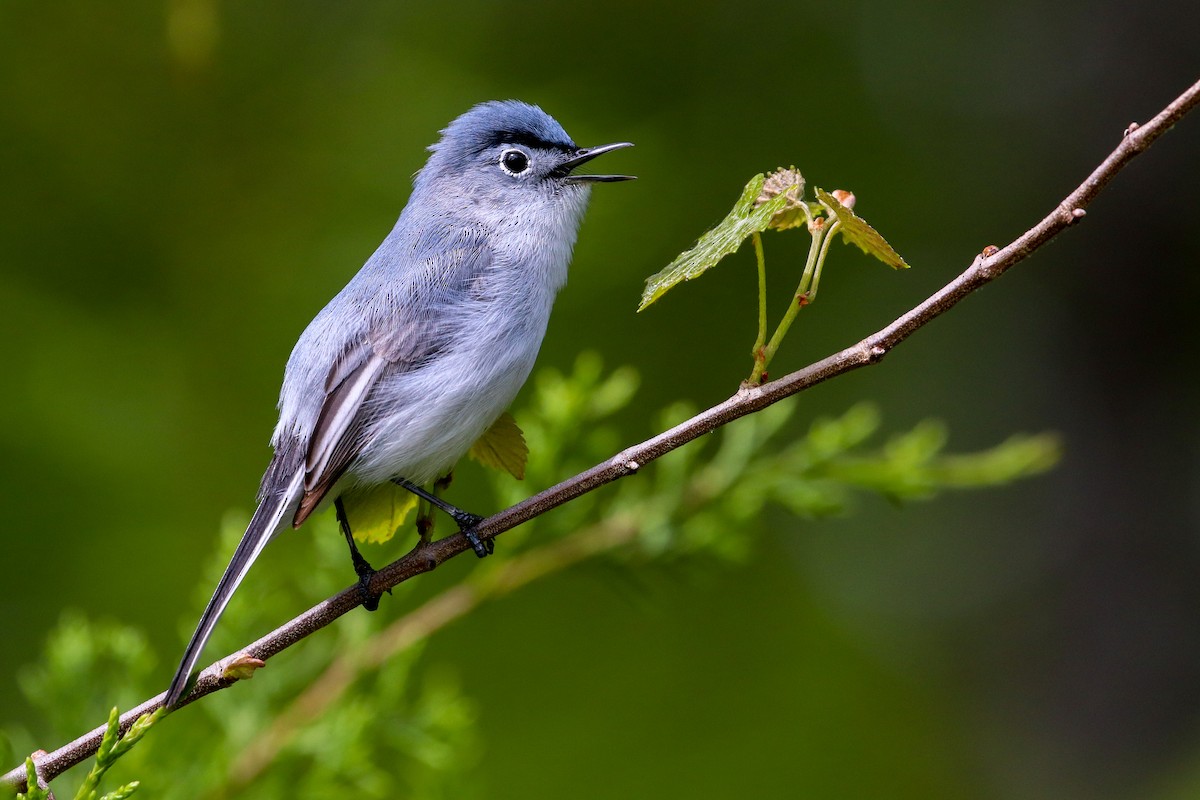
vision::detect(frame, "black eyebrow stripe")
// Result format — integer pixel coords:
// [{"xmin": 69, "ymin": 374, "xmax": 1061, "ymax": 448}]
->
[{"xmin": 481, "ymin": 130, "xmax": 574, "ymax": 152}]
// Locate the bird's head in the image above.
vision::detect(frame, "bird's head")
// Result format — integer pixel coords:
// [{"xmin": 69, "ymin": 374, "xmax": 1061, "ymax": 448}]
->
[{"xmin": 415, "ymin": 100, "xmax": 634, "ymax": 210}]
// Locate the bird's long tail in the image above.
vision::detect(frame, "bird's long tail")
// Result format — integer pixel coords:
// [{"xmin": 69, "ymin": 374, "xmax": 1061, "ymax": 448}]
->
[{"xmin": 164, "ymin": 472, "xmax": 302, "ymax": 709}]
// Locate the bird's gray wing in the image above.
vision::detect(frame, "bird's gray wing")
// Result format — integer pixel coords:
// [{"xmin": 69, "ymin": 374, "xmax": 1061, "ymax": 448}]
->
[{"xmin": 291, "ymin": 237, "xmax": 492, "ymax": 525}]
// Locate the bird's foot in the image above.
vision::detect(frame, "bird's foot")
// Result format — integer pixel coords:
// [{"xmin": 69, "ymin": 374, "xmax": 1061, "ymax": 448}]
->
[
  {"xmin": 453, "ymin": 512, "xmax": 492, "ymax": 558},
  {"xmin": 358, "ymin": 579, "xmax": 380, "ymax": 612},
  {"xmin": 353, "ymin": 561, "xmax": 383, "ymax": 612}
]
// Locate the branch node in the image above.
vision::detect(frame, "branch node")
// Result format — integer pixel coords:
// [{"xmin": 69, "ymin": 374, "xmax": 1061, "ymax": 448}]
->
[
  {"xmin": 1124, "ymin": 121, "xmax": 1140, "ymax": 137},
  {"xmin": 972, "ymin": 249, "xmax": 1005, "ymax": 280},
  {"xmin": 1057, "ymin": 204, "xmax": 1087, "ymax": 226},
  {"xmin": 412, "ymin": 542, "xmax": 439, "ymax": 573},
  {"xmin": 624, "ymin": 459, "xmax": 641, "ymax": 473},
  {"xmin": 861, "ymin": 342, "xmax": 887, "ymax": 363}
]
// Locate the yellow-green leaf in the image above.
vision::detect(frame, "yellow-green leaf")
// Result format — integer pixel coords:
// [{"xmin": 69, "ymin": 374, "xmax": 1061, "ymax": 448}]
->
[
  {"xmin": 816, "ymin": 188, "xmax": 910, "ymax": 270},
  {"xmin": 638, "ymin": 174, "xmax": 793, "ymax": 311},
  {"xmin": 468, "ymin": 411, "xmax": 527, "ymax": 480},
  {"xmin": 341, "ymin": 483, "xmax": 419, "ymax": 544}
]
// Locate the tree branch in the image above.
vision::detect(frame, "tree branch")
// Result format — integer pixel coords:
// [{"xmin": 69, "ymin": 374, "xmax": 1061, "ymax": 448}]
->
[{"xmin": 6, "ymin": 76, "xmax": 1198, "ymax": 793}]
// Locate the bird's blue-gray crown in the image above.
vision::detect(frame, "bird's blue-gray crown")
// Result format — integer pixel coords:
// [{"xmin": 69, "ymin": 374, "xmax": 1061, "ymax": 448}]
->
[
  {"xmin": 417, "ymin": 100, "xmax": 634, "ymax": 188},
  {"xmin": 432, "ymin": 100, "xmax": 575, "ymax": 162}
]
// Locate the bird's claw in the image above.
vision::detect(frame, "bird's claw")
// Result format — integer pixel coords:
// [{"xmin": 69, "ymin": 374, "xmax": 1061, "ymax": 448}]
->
[
  {"xmin": 356, "ymin": 570, "xmax": 382, "ymax": 612},
  {"xmin": 455, "ymin": 514, "xmax": 492, "ymax": 558},
  {"xmin": 464, "ymin": 529, "xmax": 493, "ymax": 558}
]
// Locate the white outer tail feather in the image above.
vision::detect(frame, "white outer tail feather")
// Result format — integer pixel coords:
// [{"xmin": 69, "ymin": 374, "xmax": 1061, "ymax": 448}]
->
[{"xmin": 164, "ymin": 471, "xmax": 303, "ymax": 708}]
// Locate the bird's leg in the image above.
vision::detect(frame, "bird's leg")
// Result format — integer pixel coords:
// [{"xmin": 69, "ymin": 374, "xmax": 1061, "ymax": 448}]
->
[
  {"xmin": 391, "ymin": 476, "xmax": 491, "ymax": 558},
  {"xmin": 415, "ymin": 495, "xmax": 435, "ymax": 543},
  {"xmin": 334, "ymin": 496, "xmax": 382, "ymax": 611}
]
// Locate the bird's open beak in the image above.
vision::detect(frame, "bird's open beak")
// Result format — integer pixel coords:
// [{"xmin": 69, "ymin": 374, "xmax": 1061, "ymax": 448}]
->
[{"xmin": 559, "ymin": 142, "xmax": 636, "ymax": 184}]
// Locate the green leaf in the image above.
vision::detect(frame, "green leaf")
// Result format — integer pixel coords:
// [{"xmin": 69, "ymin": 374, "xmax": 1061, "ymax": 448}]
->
[
  {"xmin": 638, "ymin": 174, "xmax": 793, "ymax": 310},
  {"xmin": 341, "ymin": 483, "xmax": 419, "ymax": 545},
  {"xmin": 468, "ymin": 411, "xmax": 528, "ymax": 480},
  {"xmin": 816, "ymin": 188, "xmax": 910, "ymax": 270}
]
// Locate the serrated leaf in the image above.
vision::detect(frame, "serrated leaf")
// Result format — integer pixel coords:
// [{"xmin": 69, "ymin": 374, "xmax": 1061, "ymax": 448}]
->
[
  {"xmin": 341, "ymin": 483, "xmax": 419, "ymax": 545},
  {"xmin": 816, "ymin": 188, "xmax": 910, "ymax": 270},
  {"xmin": 468, "ymin": 411, "xmax": 527, "ymax": 480},
  {"xmin": 638, "ymin": 175, "xmax": 793, "ymax": 310}
]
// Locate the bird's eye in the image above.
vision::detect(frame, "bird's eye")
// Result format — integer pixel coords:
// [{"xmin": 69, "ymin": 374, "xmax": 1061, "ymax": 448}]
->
[{"xmin": 500, "ymin": 149, "xmax": 530, "ymax": 176}]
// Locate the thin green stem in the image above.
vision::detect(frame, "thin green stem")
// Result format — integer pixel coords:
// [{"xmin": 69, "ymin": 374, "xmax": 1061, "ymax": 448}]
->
[
  {"xmin": 796, "ymin": 219, "xmax": 825, "ymax": 297},
  {"xmin": 760, "ymin": 219, "xmax": 828, "ymax": 373},
  {"xmin": 748, "ymin": 232, "xmax": 768, "ymax": 384},
  {"xmin": 808, "ymin": 219, "xmax": 841, "ymax": 301}
]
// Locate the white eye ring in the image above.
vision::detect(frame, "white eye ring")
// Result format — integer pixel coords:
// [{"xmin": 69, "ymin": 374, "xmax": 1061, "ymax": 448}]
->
[{"xmin": 499, "ymin": 148, "xmax": 531, "ymax": 176}]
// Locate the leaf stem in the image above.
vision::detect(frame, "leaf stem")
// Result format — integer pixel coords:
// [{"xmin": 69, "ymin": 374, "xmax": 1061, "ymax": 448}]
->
[
  {"xmin": 759, "ymin": 218, "xmax": 828, "ymax": 375},
  {"xmin": 808, "ymin": 219, "xmax": 841, "ymax": 301},
  {"xmin": 749, "ymin": 232, "xmax": 769, "ymax": 384}
]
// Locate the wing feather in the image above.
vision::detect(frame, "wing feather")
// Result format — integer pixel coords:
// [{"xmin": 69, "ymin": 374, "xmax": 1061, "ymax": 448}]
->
[{"xmin": 290, "ymin": 234, "xmax": 495, "ymax": 525}]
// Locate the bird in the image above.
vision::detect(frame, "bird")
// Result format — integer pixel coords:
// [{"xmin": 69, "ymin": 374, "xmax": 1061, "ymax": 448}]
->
[{"xmin": 164, "ymin": 100, "xmax": 634, "ymax": 709}]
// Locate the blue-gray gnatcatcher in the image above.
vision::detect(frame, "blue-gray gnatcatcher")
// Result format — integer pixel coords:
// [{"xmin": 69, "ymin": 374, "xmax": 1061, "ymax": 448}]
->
[{"xmin": 164, "ymin": 101, "xmax": 633, "ymax": 708}]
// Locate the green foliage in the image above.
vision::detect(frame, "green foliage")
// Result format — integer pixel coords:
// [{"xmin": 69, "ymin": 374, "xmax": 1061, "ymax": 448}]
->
[
  {"xmin": 73, "ymin": 707, "xmax": 161, "ymax": 800},
  {"xmin": 637, "ymin": 169, "xmax": 911, "ymax": 385},
  {"xmin": 3, "ymin": 356, "xmax": 1058, "ymax": 798},
  {"xmin": 638, "ymin": 174, "xmax": 792, "ymax": 311},
  {"xmin": 15, "ymin": 708, "xmax": 160, "ymax": 800}
]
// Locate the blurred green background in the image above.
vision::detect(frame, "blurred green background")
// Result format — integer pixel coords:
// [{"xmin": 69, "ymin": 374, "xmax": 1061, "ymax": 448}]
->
[{"xmin": 2, "ymin": 0, "xmax": 1199, "ymax": 797}]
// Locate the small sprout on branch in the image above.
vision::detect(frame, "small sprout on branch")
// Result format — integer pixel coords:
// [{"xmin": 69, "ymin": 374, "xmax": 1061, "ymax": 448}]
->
[{"xmin": 221, "ymin": 654, "xmax": 267, "ymax": 682}]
